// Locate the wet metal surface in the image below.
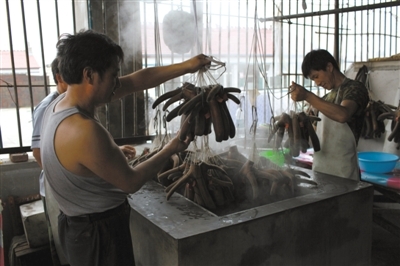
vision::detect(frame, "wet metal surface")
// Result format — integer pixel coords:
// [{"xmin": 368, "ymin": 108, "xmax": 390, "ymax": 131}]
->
[{"xmin": 129, "ymin": 167, "xmax": 374, "ymax": 266}]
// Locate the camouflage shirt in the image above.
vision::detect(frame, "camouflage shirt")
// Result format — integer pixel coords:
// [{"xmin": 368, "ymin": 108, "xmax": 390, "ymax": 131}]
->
[{"xmin": 321, "ymin": 78, "xmax": 369, "ymax": 145}]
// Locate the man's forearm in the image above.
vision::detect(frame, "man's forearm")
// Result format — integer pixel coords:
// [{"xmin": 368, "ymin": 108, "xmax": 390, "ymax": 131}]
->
[
  {"xmin": 32, "ymin": 148, "xmax": 43, "ymax": 168},
  {"xmin": 306, "ymin": 93, "xmax": 350, "ymax": 122},
  {"xmin": 132, "ymin": 147, "xmax": 174, "ymax": 183},
  {"xmin": 133, "ymin": 63, "xmax": 189, "ymax": 89},
  {"xmin": 114, "ymin": 63, "xmax": 189, "ymax": 100}
]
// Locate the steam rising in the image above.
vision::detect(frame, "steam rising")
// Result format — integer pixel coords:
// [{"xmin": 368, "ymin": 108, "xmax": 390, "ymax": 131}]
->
[{"xmin": 162, "ymin": 10, "xmax": 197, "ymax": 54}]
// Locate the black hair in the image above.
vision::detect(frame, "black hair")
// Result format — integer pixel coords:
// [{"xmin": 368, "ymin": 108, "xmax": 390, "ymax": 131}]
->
[
  {"xmin": 56, "ymin": 29, "xmax": 124, "ymax": 84},
  {"xmin": 50, "ymin": 57, "xmax": 60, "ymax": 84},
  {"xmin": 301, "ymin": 49, "xmax": 340, "ymax": 78}
]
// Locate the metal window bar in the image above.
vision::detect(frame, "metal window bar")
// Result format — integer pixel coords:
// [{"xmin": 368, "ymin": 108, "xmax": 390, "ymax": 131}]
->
[{"xmin": 0, "ymin": 0, "xmax": 76, "ymax": 153}]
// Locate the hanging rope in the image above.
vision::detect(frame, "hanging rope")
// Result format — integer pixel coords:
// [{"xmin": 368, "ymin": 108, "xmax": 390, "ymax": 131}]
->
[
  {"xmin": 241, "ymin": 3, "xmax": 264, "ymax": 163},
  {"xmin": 192, "ymin": 0, "xmax": 202, "ymax": 55},
  {"xmin": 151, "ymin": 0, "xmax": 170, "ymax": 150}
]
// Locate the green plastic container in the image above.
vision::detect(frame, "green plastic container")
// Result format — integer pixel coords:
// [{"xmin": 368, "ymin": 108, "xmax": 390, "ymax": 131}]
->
[{"xmin": 259, "ymin": 149, "xmax": 289, "ymax": 167}]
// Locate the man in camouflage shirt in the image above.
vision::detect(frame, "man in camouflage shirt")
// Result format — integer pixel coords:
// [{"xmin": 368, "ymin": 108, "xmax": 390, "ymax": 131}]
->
[
  {"xmin": 321, "ymin": 78, "xmax": 369, "ymax": 145},
  {"xmin": 290, "ymin": 49, "xmax": 369, "ymax": 180}
]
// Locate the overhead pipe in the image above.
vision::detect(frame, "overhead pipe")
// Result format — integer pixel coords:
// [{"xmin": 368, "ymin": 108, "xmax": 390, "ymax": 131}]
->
[{"xmin": 259, "ymin": 1, "xmax": 400, "ymax": 22}]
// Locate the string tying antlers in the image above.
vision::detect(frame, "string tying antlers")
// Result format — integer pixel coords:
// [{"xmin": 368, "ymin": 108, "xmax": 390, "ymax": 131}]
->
[{"xmin": 244, "ymin": 4, "xmax": 268, "ymax": 164}]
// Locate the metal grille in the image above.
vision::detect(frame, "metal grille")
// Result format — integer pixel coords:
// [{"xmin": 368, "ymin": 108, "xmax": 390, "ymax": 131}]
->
[
  {"xmin": 0, "ymin": 0, "xmax": 85, "ymax": 153},
  {"xmin": 1, "ymin": 0, "xmax": 399, "ymax": 154}
]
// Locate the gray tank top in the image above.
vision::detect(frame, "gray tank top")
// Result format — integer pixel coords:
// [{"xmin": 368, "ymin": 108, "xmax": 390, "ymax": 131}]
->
[{"xmin": 41, "ymin": 94, "xmax": 127, "ymax": 216}]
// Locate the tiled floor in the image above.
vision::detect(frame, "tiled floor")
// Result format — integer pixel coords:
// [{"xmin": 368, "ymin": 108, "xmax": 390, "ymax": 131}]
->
[
  {"xmin": 370, "ymin": 196, "xmax": 400, "ymax": 266},
  {"xmin": 371, "ymin": 222, "xmax": 400, "ymax": 266}
]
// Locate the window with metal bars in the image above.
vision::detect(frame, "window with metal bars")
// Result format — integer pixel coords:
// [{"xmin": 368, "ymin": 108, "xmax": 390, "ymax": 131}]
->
[{"xmin": 1, "ymin": 0, "xmax": 399, "ymax": 155}]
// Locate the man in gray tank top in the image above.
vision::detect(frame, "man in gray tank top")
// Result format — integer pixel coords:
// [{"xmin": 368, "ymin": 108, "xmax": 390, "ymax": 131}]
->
[
  {"xmin": 40, "ymin": 30, "xmax": 211, "ymax": 266},
  {"xmin": 32, "ymin": 57, "xmax": 67, "ymax": 266}
]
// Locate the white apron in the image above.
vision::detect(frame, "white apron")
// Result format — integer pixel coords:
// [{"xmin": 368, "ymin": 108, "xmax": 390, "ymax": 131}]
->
[{"xmin": 312, "ymin": 88, "xmax": 360, "ymax": 181}]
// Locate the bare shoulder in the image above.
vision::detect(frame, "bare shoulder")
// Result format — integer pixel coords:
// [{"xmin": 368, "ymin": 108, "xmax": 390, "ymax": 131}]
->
[
  {"xmin": 55, "ymin": 113, "xmax": 115, "ymax": 175},
  {"xmin": 58, "ymin": 113, "xmax": 110, "ymax": 143}
]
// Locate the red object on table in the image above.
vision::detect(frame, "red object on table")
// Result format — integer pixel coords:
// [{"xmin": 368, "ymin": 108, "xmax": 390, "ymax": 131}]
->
[
  {"xmin": 292, "ymin": 149, "xmax": 313, "ymax": 169},
  {"xmin": 387, "ymin": 177, "xmax": 400, "ymax": 189},
  {"xmin": 360, "ymin": 166, "xmax": 400, "ymax": 190}
]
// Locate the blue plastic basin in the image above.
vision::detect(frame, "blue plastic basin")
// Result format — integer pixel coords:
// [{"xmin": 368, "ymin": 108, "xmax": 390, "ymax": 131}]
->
[{"xmin": 358, "ymin": 151, "xmax": 399, "ymax": 174}]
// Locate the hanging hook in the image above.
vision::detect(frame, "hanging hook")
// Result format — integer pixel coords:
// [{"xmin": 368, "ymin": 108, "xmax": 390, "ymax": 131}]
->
[
  {"xmin": 162, "ymin": 111, "xmax": 168, "ymax": 130},
  {"xmin": 204, "ymin": 55, "xmax": 226, "ymax": 67},
  {"xmin": 249, "ymin": 106, "xmax": 258, "ymax": 136},
  {"xmin": 153, "ymin": 109, "xmax": 161, "ymax": 134}
]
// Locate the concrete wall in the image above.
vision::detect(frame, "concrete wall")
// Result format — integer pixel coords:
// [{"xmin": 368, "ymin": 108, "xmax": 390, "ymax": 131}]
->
[{"xmin": 345, "ymin": 60, "xmax": 400, "ymax": 156}]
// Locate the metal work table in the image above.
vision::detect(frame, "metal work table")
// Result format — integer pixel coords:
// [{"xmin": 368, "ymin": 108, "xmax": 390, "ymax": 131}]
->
[
  {"xmin": 364, "ymin": 180, "xmax": 400, "ymax": 238},
  {"xmin": 128, "ymin": 167, "xmax": 373, "ymax": 266},
  {"xmin": 360, "ymin": 163, "xmax": 400, "ymax": 238}
]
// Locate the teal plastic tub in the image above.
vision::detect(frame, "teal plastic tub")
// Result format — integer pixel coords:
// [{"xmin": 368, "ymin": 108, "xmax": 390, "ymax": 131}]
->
[{"xmin": 358, "ymin": 151, "xmax": 399, "ymax": 174}]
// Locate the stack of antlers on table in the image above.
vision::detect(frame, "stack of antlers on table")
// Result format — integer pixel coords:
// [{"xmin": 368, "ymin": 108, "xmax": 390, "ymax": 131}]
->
[
  {"xmin": 268, "ymin": 111, "xmax": 321, "ymax": 157},
  {"xmin": 152, "ymin": 82, "xmax": 241, "ymax": 142},
  {"xmin": 131, "ymin": 146, "xmax": 318, "ymax": 210}
]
